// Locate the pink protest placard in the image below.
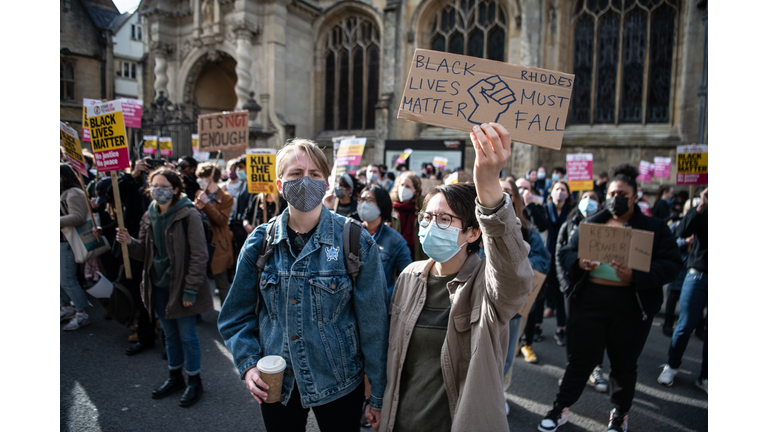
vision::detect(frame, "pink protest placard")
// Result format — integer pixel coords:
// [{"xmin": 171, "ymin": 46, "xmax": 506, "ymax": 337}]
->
[
  {"xmin": 119, "ymin": 98, "xmax": 143, "ymax": 129},
  {"xmin": 566, "ymin": 153, "xmax": 593, "ymax": 191},
  {"xmin": 653, "ymin": 157, "xmax": 671, "ymax": 179},
  {"xmin": 637, "ymin": 160, "xmax": 654, "ymax": 183}
]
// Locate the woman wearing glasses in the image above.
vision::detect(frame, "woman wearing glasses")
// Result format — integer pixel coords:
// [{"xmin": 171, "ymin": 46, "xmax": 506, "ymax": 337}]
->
[
  {"xmin": 116, "ymin": 168, "xmax": 213, "ymax": 408},
  {"xmin": 370, "ymin": 123, "xmax": 534, "ymax": 432}
]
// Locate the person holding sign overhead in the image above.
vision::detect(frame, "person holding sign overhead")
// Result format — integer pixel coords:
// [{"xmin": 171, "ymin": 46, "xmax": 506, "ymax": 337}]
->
[
  {"xmin": 375, "ymin": 123, "xmax": 533, "ymax": 432},
  {"xmin": 538, "ymin": 164, "xmax": 682, "ymax": 432}
]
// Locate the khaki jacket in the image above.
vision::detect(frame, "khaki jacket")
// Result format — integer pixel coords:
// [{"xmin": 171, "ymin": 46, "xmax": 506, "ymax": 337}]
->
[
  {"xmin": 127, "ymin": 205, "xmax": 213, "ymax": 320},
  {"xmin": 380, "ymin": 194, "xmax": 533, "ymax": 432},
  {"xmin": 200, "ymin": 188, "xmax": 234, "ymax": 275}
]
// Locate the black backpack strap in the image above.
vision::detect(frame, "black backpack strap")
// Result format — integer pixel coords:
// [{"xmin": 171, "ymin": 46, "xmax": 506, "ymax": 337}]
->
[
  {"xmin": 343, "ymin": 218, "xmax": 363, "ymax": 285},
  {"xmin": 253, "ymin": 220, "xmax": 278, "ymax": 316}
]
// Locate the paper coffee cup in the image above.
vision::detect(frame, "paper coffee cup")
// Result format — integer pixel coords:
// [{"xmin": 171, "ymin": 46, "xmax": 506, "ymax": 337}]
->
[{"xmin": 257, "ymin": 356, "xmax": 286, "ymax": 403}]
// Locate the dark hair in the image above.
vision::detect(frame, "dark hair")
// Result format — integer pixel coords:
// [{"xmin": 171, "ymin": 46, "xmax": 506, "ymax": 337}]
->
[
  {"xmin": 362, "ymin": 184, "xmax": 393, "ymax": 223},
  {"xmin": 180, "ymin": 156, "xmax": 198, "ymax": 170},
  {"xmin": 235, "ymin": 155, "xmax": 247, "ymax": 168},
  {"xmin": 60, "ymin": 163, "xmax": 81, "ymax": 191},
  {"xmin": 549, "ymin": 180, "xmax": 576, "ymax": 207},
  {"xmin": 378, "ymin": 164, "xmax": 388, "ymax": 173},
  {"xmin": 655, "ymin": 185, "xmax": 674, "ymax": 202},
  {"xmin": 677, "ymin": 190, "xmax": 689, "ymax": 202},
  {"xmin": 608, "ymin": 163, "xmax": 639, "ymax": 193},
  {"xmin": 423, "ymin": 183, "xmax": 482, "ymax": 254},
  {"xmin": 396, "ymin": 164, "xmax": 407, "ymax": 171},
  {"xmin": 82, "ymin": 151, "xmax": 95, "ymax": 168},
  {"xmin": 387, "ymin": 172, "xmax": 395, "ymax": 181},
  {"xmin": 196, "ymin": 162, "xmax": 222, "ymax": 182},
  {"xmin": 147, "ymin": 168, "xmax": 185, "ymax": 205},
  {"xmin": 553, "ymin": 166, "xmax": 566, "ymax": 175},
  {"xmin": 339, "ymin": 173, "xmax": 363, "ymax": 199},
  {"xmin": 598, "ymin": 171, "xmax": 609, "ymax": 179}
]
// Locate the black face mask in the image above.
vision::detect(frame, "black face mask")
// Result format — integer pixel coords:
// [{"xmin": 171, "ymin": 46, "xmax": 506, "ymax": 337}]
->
[{"xmin": 605, "ymin": 196, "xmax": 631, "ymax": 217}]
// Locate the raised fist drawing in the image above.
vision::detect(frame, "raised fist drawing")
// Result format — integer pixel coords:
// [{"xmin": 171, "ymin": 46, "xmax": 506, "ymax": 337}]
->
[{"xmin": 467, "ymin": 75, "xmax": 516, "ymax": 125}]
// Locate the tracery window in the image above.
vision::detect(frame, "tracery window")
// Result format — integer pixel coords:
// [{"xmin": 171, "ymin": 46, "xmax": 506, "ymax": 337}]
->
[
  {"xmin": 323, "ymin": 17, "xmax": 380, "ymax": 131},
  {"xmin": 570, "ymin": 0, "xmax": 678, "ymax": 125},
  {"xmin": 61, "ymin": 61, "xmax": 75, "ymax": 101},
  {"xmin": 428, "ymin": 0, "xmax": 507, "ymax": 61}
]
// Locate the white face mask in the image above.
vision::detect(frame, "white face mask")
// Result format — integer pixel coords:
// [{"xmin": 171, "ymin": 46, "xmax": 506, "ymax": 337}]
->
[
  {"xmin": 358, "ymin": 201, "xmax": 381, "ymax": 222},
  {"xmin": 197, "ymin": 178, "xmax": 209, "ymax": 190},
  {"xmin": 398, "ymin": 186, "xmax": 414, "ymax": 202},
  {"xmin": 637, "ymin": 191, "xmax": 644, "ymax": 199}
]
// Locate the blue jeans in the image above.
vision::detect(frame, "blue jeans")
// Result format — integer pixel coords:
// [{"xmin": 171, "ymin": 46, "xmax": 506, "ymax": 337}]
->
[
  {"xmin": 60, "ymin": 242, "xmax": 90, "ymax": 311},
  {"xmin": 504, "ymin": 315, "xmax": 523, "ymax": 377},
  {"xmin": 667, "ymin": 271, "xmax": 707, "ymax": 379},
  {"xmin": 153, "ymin": 288, "xmax": 202, "ymax": 375}
]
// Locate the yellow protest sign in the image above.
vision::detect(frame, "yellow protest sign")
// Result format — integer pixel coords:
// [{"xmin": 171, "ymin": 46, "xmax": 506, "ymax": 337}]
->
[
  {"xmin": 143, "ymin": 135, "xmax": 158, "ymax": 154},
  {"xmin": 159, "ymin": 137, "xmax": 173, "ymax": 156},
  {"xmin": 86, "ymin": 100, "xmax": 129, "ymax": 171},
  {"xmin": 676, "ymin": 145, "xmax": 708, "ymax": 185},
  {"xmin": 334, "ymin": 138, "xmax": 366, "ymax": 177},
  {"xmin": 246, "ymin": 148, "xmax": 277, "ymax": 194},
  {"xmin": 60, "ymin": 122, "xmax": 88, "ymax": 176},
  {"xmin": 191, "ymin": 134, "xmax": 199, "ymax": 152}
]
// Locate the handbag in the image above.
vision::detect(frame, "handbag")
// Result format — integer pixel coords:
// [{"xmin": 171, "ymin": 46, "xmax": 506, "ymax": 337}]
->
[{"xmin": 60, "ymin": 202, "xmax": 111, "ymax": 264}]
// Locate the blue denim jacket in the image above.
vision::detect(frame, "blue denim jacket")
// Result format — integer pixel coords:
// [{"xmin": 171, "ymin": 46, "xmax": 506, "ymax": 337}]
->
[
  {"xmin": 372, "ymin": 224, "xmax": 412, "ymax": 307},
  {"xmin": 217, "ymin": 206, "xmax": 390, "ymax": 409}
]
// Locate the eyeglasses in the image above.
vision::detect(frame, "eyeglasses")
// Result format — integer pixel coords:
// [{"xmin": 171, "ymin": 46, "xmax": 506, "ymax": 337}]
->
[
  {"xmin": 178, "ymin": 164, "xmax": 189, "ymax": 170},
  {"xmin": 359, "ymin": 196, "xmax": 377, "ymax": 205},
  {"xmin": 150, "ymin": 183, "xmax": 172, "ymax": 190},
  {"xmin": 418, "ymin": 211, "xmax": 462, "ymax": 230}
]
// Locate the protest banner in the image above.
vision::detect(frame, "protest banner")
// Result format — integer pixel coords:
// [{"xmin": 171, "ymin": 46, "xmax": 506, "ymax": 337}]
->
[
  {"xmin": 444, "ymin": 171, "xmax": 459, "ymax": 184},
  {"xmin": 566, "ymin": 153, "xmax": 593, "ymax": 191},
  {"xmin": 518, "ymin": 270, "xmax": 547, "ymax": 317},
  {"xmin": 394, "ymin": 148, "xmax": 413, "ymax": 166},
  {"xmin": 577, "ymin": 222, "xmax": 654, "ymax": 272},
  {"xmin": 334, "ymin": 138, "xmax": 367, "ymax": 177},
  {"xmin": 143, "ymin": 135, "xmax": 158, "ymax": 154},
  {"xmin": 197, "ymin": 111, "xmax": 249, "ymax": 152},
  {"xmin": 653, "ymin": 157, "xmax": 671, "ymax": 179},
  {"xmin": 86, "ymin": 100, "xmax": 129, "ymax": 172},
  {"xmin": 433, "ymin": 156, "xmax": 448, "ymax": 171},
  {"xmin": 60, "ymin": 122, "xmax": 88, "ymax": 176},
  {"xmin": 676, "ymin": 145, "xmax": 708, "ymax": 185},
  {"xmin": 420, "ymin": 178, "xmax": 442, "ymax": 196},
  {"xmin": 637, "ymin": 160, "xmax": 654, "ymax": 183},
  {"xmin": 245, "ymin": 148, "xmax": 277, "ymax": 194},
  {"xmin": 332, "ymin": 135, "xmax": 355, "ymax": 160},
  {"xmin": 119, "ymin": 98, "xmax": 143, "ymax": 129},
  {"xmin": 159, "ymin": 137, "xmax": 173, "ymax": 156},
  {"xmin": 82, "ymin": 98, "xmax": 100, "ymax": 143},
  {"xmin": 398, "ymin": 49, "xmax": 574, "ymax": 150}
]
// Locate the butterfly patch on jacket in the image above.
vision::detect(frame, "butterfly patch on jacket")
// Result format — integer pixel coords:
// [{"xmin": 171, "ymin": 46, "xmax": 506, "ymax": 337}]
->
[{"xmin": 325, "ymin": 246, "xmax": 339, "ymax": 261}]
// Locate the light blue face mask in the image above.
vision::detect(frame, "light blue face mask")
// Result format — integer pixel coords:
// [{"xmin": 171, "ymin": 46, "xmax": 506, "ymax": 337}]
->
[
  {"xmin": 237, "ymin": 170, "xmax": 247, "ymax": 181},
  {"xmin": 578, "ymin": 198, "xmax": 599, "ymax": 217},
  {"xmin": 418, "ymin": 221, "xmax": 467, "ymax": 263}
]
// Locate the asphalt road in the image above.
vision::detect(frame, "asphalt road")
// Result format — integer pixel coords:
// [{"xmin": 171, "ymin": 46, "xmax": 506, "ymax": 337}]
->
[{"xmin": 61, "ymin": 290, "xmax": 707, "ymax": 431}]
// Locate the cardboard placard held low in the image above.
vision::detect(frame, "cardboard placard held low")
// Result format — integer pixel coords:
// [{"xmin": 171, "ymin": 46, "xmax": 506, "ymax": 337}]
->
[
  {"xmin": 577, "ymin": 223, "xmax": 655, "ymax": 272},
  {"xmin": 518, "ymin": 270, "xmax": 547, "ymax": 318},
  {"xmin": 398, "ymin": 49, "xmax": 574, "ymax": 150}
]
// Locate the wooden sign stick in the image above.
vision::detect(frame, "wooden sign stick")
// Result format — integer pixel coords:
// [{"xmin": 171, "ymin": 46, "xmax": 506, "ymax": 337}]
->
[
  {"xmin": 111, "ymin": 170, "xmax": 132, "ymax": 279},
  {"xmin": 263, "ymin": 195, "xmax": 267, "ymax": 226}
]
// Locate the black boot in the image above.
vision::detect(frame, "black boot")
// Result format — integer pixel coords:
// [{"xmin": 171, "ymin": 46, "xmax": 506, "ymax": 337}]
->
[
  {"xmin": 179, "ymin": 373, "xmax": 203, "ymax": 407},
  {"xmin": 151, "ymin": 369, "xmax": 186, "ymax": 399}
]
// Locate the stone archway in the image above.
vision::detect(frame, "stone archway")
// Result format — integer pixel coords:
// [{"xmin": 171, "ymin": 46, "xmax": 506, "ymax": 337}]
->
[{"xmin": 182, "ymin": 50, "xmax": 237, "ymax": 114}]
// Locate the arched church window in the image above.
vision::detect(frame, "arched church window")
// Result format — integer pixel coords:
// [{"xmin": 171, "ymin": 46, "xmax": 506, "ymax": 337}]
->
[
  {"xmin": 427, "ymin": 0, "xmax": 507, "ymax": 61},
  {"xmin": 61, "ymin": 61, "xmax": 75, "ymax": 101},
  {"xmin": 323, "ymin": 17, "xmax": 381, "ymax": 131},
  {"xmin": 570, "ymin": 0, "xmax": 678, "ymax": 125}
]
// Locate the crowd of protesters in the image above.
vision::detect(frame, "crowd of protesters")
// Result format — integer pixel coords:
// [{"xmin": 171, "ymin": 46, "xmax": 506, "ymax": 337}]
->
[{"xmin": 61, "ymin": 124, "xmax": 706, "ymax": 431}]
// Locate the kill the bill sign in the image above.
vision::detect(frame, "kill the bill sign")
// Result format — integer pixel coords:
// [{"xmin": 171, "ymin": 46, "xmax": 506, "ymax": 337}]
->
[
  {"xmin": 246, "ymin": 148, "xmax": 277, "ymax": 194},
  {"xmin": 86, "ymin": 100, "xmax": 129, "ymax": 171}
]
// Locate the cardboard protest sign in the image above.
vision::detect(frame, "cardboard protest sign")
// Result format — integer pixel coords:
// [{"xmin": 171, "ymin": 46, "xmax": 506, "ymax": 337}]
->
[
  {"xmin": 676, "ymin": 145, "xmax": 708, "ymax": 185},
  {"xmin": 245, "ymin": 148, "xmax": 277, "ymax": 194},
  {"xmin": 143, "ymin": 135, "xmax": 158, "ymax": 154},
  {"xmin": 518, "ymin": 270, "xmax": 547, "ymax": 318},
  {"xmin": 654, "ymin": 157, "xmax": 671, "ymax": 179},
  {"xmin": 60, "ymin": 122, "xmax": 88, "ymax": 176},
  {"xmin": 82, "ymin": 98, "xmax": 100, "ymax": 143},
  {"xmin": 395, "ymin": 149, "xmax": 413, "ymax": 165},
  {"xmin": 433, "ymin": 156, "xmax": 448, "ymax": 171},
  {"xmin": 398, "ymin": 49, "xmax": 574, "ymax": 150},
  {"xmin": 86, "ymin": 100, "xmax": 129, "ymax": 172},
  {"xmin": 637, "ymin": 160, "xmax": 654, "ymax": 183},
  {"xmin": 159, "ymin": 137, "xmax": 173, "ymax": 156},
  {"xmin": 566, "ymin": 153, "xmax": 593, "ymax": 191},
  {"xmin": 334, "ymin": 138, "xmax": 366, "ymax": 177},
  {"xmin": 119, "ymin": 98, "xmax": 143, "ymax": 128},
  {"xmin": 577, "ymin": 222, "xmax": 655, "ymax": 272},
  {"xmin": 197, "ymin": 111, "xmax": 249, "ymax": 152},
  {"xmin": 332, "ymin": 135, "xmax": 355, "ymax": 160},
  {"xmin": 420, "ymin": 178, "xmax": 442, "ymax": 196}
]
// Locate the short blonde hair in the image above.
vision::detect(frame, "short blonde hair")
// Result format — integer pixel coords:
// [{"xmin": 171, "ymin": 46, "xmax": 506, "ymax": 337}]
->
[{"xmin": 276, "ymin": 138, "xmax": 331, "ymax": 179}]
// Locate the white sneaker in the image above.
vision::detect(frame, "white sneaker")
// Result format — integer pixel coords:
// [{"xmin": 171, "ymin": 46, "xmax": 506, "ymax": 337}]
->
[
  {"xmin": 588, "ymin": 366, "xmax": 609, "ymax": 392},
  {"xmin": 695, "ymin": 378, "xmax": 708, "ymax": 394},
  {"xmin": 657, "ymin": 364, "xmax": 678, "ymax": 386},
  {"xmin": 63, "ymin": 313, "xmax": 90, "ymax": 331},
  {"xmin": 60, "ymin": 306, "xmax": 76, "ymax": 322},
  {"xmin": 505, "ymin": 401, "xmax": 510, "ymax": 415},
  {"xmin": 538, "ymin": 406, "xmax": 568, "ymax": 432}
]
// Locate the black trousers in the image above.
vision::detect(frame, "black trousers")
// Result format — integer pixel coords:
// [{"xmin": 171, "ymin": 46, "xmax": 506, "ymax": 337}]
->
[
  {"xmin": 555, "ymin": 282, "xmax": 653, "ymax": 413},
  {"xmin": 120, "ymin": 257, "xmax": 154, "ymax": 345},
  {"xmin": 260, "ymin": 381, "xmax": 365, "ymax": 432}
]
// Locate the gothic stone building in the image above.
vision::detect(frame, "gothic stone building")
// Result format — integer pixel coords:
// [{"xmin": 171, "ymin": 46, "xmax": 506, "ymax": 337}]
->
[{"xmin": 138, "ymin": 0, "xmax": 707, "ymax": 181}]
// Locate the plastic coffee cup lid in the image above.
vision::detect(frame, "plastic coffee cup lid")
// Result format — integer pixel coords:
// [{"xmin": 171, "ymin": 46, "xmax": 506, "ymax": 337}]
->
[
  {"xmin": 257, "ymin": 356, "xmax": 287, "ymax": 373},
  {"xmin": 592, "ymin": 261, "xmax": 601, "ymax": 266}
]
